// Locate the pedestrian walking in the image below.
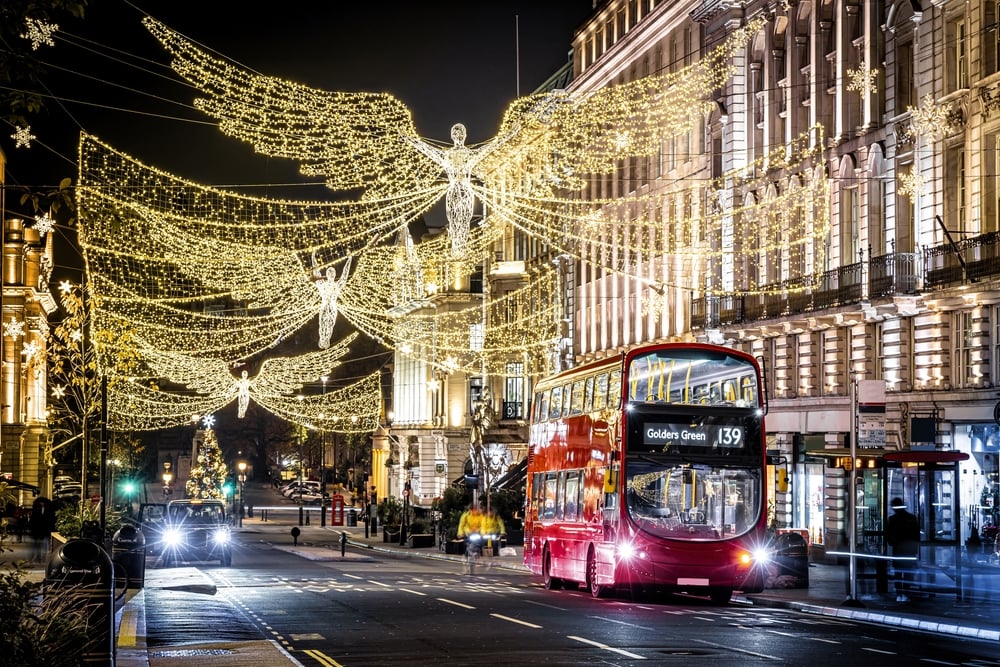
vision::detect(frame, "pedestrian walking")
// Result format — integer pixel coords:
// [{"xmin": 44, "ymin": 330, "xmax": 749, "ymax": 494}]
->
[
  {"xmin": 885, "ymin": 497, "xmax": 919, "ymax": 602},
  {"xmin": 28, "ymin": 497, "xmax": 56, "ymax": 563}
]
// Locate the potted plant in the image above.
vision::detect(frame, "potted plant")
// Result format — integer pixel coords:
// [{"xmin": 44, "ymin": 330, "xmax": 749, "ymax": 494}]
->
[{"xmin": 378, "ymin": 497, "xmax": 403, "ymax": 542}]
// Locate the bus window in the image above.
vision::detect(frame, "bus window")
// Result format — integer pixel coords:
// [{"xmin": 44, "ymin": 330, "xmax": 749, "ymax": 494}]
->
[
  {"xmin": 549, "ymin": 386, "xmax": 563, "ymax": 420},
  {"xmin": 537, "ymin": 391, "xmax": 550, "ymax": 422},
  {"xmin": 555, "ymin": 471, "xmax": 567, "ymax": 520},
  {"xmin": 608, "ymin": 370, "xmax": 622, "ymax": 408},
  {"xmin": 561, "ymin": 385, "xmax": 572, "ymax": 418},
  {"xmin": 543, "ymin": 473, "xmax": 558, "ymax": 519},
  {"xmin": 565, "ymin": 471, "xmax": 581, "ymax": 521},
  {"xmin": 594, "ymin": 373, "xmax": 608, "ymax": 410},
  {"xmin": 570, "ymin": 379, "xmax": 585, "ymax": 415},
  {"xmin": 583, "ymin": 375, "xmax": 595, "ymax": 413}
]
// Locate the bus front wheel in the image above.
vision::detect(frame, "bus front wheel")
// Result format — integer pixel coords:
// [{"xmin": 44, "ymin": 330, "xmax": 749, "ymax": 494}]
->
[
  {"xmin": 587, "ymin": 550, "xmax": 608, "ymax": 598},
  {"xmin": 543, "ymin": 550, "xmax": 562, "ymax": 590}
]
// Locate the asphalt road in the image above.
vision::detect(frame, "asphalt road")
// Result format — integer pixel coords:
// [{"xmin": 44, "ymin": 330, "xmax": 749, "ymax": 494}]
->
[{"xmin": 135, "ymin": 484, "xmax": 1000, "ymax": 666}]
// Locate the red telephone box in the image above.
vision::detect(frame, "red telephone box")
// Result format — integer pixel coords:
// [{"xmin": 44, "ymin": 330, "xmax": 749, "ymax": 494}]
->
[{"xmin": 331, "ymin": 494, "xmax": 345, "ymax": 526}]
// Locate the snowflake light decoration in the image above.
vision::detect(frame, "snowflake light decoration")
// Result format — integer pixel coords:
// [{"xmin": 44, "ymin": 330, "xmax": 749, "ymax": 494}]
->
[
  {"xmin": 22, "ymin": 341, "xmax": 40, "ymax": 360},
  {"xmin": 21, "ymin": 18, "xmax": 59, "ymax": 50},
  {"xmin": 34, "ymin": 214, "xmax": 55, "ymax": 236},
  {"xmin": 898, "ymin": 171, "xmax": 928, "ymax": 199},
  {"xmin": 908, "ymin": 94, "xmax": 955, "ymax": 141},
  {"xmin": 52, "ymin": 385, "xmax": 66, "ymax": 399},
  {"xmin": 846, "ymin": 65, "xmax": 878, "ymax": 96},
  {"xmin": 201, "ymin": 414, "xmax": 216, "ymax": 429},
  {"xmin": 11, "ymin": 126, "xmax": 36, "ymax": 149},
  {"xmin": 3, "ymin": 318, "xmax": 25, "ymax": 339}
]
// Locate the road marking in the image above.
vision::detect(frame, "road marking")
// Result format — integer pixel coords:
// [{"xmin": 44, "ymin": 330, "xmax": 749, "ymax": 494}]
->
[
  {"xmin": 919, "ymin": 659, "xmax": 958, "ymax": 665},
  {"xmin": 587, "ymin": 615, "xmax": 655, "ymax": 631},
  {"xmin": 523, "ymin": 599, "xmax": 567, "ymax": 611},
  {"xmin": 809, "ymin": 637, "xmax": 840, "ymax": 644},
  {"xmin": 118, "ymin": 607, "xmax": 138, "ymax": 647},
  {"xmin": 438, "ymin": 597, "xmax": 476, "ymax": 609},
  {"xmin": 400, "ymin": 588, "xmax": 427, "ymax": 596},
  {"xmin": 694, "ymin": 638, "xmax": 777, "ymax": 660},
  {"xmin": 862, "ymin": 648, "xmax": 897, "ymax": 655},
  {"xmin": 567, "ymin": 635, "xmax": 645, "ymax": 660},
  {"xmin": 765, "ymin": 629, "xmax": 800, "ymax": 638},
  {"xmin": 368, "ymin": 580, "xmax": 391, "ymax": 587},
  {"xmin": 303, "ymin": 648, "xmax": 344, "ymax": 667},
  {"xmin": 342, "ymin": 573, "xmax": 362, "ymax": 580},
  {"xmin": 491, "ymin": 613, "xmax": 543, "ymax": 629}
]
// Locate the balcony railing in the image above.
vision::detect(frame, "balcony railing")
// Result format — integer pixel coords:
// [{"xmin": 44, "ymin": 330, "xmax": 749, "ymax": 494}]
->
[
  {"xmin": 924, "ymin": 231, "xmax": 1000, "ymax": 288},
  {"xmin": 869, "ymin": 252, "xmax": 919, "ymax": 298}
]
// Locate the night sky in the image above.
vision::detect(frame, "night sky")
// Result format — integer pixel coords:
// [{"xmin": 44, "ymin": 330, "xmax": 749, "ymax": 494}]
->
[{"xmin": 4, "ymin": 0, "xmax": 595, "ymax": 199}]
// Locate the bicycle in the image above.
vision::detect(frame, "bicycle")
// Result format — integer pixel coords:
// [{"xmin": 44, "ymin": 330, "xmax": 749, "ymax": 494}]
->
[{"xmin": 464, "ymin": 533, "xmax": 498, "ymax": 574}]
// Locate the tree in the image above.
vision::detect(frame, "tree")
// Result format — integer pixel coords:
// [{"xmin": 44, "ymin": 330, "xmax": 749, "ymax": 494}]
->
[
  {"xmin": 46, "ymin": 281, "xmax": 140, "ymax": 481},
  {"xmin": 186, "ymin": 428, "xmax": 228, "ymax": 499}
]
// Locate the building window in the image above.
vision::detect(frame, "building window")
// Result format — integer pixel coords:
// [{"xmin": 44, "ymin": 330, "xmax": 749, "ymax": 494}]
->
[
  {"xmin": 947, "ymin": 15, "xmax": 967, "ymax": 91},
  {"xmin": 503, "ymin": 362, "xmax": 524, "ymax": 420},
  {"xmin": 896, "ymin": 40, "xmax": 915, "ymax": 113},
  {"xmin": 954, "ymin": 311, "xmax": 976, "ymax": 389},
  {"xmin": 986, "ymin": 1, "xmax": 1000, "ymax": 76}
]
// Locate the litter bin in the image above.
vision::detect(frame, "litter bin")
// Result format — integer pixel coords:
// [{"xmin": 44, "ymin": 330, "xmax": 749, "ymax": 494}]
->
[
  {"xmin": 112, "ymin": 523, "xmax": 147, "ymax": 589},
  {"xmin": 770, "ymin": 532, "xmax": 809, "ymax": 588},
  {"xmin": 346, "ymin": 508, "xmax": 357, "ymax": 527},
  {"xmin": 45, "ymin": 538, "xmax": 116, "ymax": 664}
]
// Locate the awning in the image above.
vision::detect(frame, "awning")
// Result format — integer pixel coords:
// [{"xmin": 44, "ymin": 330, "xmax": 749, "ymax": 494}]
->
[
  {"xmin": 492, "ymin": 459, "xmax": 527, "ymax": 491},
  {"xmin": 884, "ymin": 451, "xmax": 969, "ymax": 463},
  {"xmin": 2, "ymin": 478, "xmax": 41, "ymax": 495}
]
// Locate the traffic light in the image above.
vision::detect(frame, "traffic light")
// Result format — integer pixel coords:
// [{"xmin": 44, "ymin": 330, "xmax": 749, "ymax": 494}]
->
[
  {"xmin": 776, "ymin": 468, "xmax": 789, "ymax": 493},
  {"xmin": 121, "ymin": 480, "xmax": 136, "ymax": 496},
  {"xmin": 222, "ymin": 481, "xmax": 235, "ymax": 497}
]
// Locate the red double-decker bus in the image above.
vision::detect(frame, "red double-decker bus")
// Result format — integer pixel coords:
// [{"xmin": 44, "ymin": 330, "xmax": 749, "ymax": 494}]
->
[{"xmin": 523, "ymin": 342, "xmax": 770, "ymax": 603}]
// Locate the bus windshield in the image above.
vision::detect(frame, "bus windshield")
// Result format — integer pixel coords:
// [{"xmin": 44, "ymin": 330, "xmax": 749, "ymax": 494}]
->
[
  {"xmin": 625, "ymin": 459, "xmax": 762, "ymax": 540},
  {"xmin": 627, "ymin": 349, "xmax": 758, "ymax": 407}
]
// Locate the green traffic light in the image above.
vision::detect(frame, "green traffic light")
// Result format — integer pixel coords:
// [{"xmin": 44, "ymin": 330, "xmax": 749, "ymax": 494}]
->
[{"xmin": 122, "ymin": 481, "xmax": 136, "ymax": 494}]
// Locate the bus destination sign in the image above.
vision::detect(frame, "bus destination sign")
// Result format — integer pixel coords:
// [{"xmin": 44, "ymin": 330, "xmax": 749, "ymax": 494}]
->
[{"xmin": 641, "ymin": 422, "xmax": 744, "ymax": 450}]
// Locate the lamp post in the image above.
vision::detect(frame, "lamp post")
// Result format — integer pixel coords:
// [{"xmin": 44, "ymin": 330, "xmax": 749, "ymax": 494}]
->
[
  {"xmin": 320, "ymin": 375, "xmax": 328, "ymax": 527},
  {"xmin": 162, "ymin": 470, "xmax": 172, "ymax": 499},
  {"xmin": 237, "ymin": 460, "xmax": 247, "ymax": 527}
]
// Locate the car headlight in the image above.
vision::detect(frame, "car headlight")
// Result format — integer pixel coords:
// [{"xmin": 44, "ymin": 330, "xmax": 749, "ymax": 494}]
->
[
  {"xmin": 212, "ymin": 528, "xmax": 231, "ymax": 545},
  {"xmin": 163, "ymin": 528, "xmax": 183, "ymax": 546}
]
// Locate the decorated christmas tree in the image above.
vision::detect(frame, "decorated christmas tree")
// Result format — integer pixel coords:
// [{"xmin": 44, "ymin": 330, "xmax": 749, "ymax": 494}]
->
[{"xmin": 186, "ymin": 426, "xmax": 229, "ymax": 499}]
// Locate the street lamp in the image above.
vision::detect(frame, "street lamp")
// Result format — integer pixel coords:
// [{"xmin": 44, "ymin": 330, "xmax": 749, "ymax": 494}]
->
[
  {"xmin": 237, "ymin": 460, "xmax": 247, "ymax": 527},
  {"xmin": 320, "ymin": 375, "xmax": 328, "ymax": 527}
]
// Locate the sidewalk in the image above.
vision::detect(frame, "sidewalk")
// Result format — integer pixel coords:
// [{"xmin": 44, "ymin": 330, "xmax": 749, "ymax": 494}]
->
[{"xmin": 8, "ymin": 517, "xmax": 1000, "ymax": 666}]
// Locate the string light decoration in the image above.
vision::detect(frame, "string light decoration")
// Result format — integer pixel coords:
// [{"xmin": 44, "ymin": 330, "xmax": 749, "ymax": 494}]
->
[
  {"xmin": 11, "ymin": 125, "xmax": 36, "ymax": 149},
  {"xmin": 3, "ymin": 318, "xmax": 25, "ymax": 339},
  {"xmin": 33, "ymin": 213, "xmax": 55, "ymax": 236},
  {"xmin": 186, "ymin": 426, "xmax": 228, "ymax": 499},
  {"xmin": 21, "ymin": 18, "xmax": 59, "ymax": 50},
  {"xmin": 143, "ymin": 15, "xmax": 765, "ymax": 260},
  {"xmin": 907, "ymin": 93, "xmax": 956, "ymax": 141},
  {"xmin": 71, "ymin": 14, "xmax": 840, "ymax": 433},
  {"xmin": 846, "ymin": 64, "xmax": 878, "ymax": 96}
]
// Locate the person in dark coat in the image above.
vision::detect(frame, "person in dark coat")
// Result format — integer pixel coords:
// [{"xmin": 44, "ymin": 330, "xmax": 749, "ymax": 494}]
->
[
  {"xmin": 885, "ymin": 497, "xmax": 920, "ymax": 602},
  {"xmin": 28, "ymin": 496, "xmax": 56, "ymax": 563}
]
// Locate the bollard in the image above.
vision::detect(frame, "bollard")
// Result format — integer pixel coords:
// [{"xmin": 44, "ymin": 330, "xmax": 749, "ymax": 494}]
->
[
  {"xmin": 45, "ymin": 539, "xmax": 115, "ymax": 665},
  {"xmin": 340, "ymin": 531, "xmax": 347, "ymax": 557},
  {"xmin": 306, "ymin": 509, "xmax": 310, "ymax": 526},
  {"xmin": 291, "ymin": 526, "xmax": 301, "ymax": 546},
  {"xmin": 247, "ymin": 504, "xmax": 253, "ymax": 518}
]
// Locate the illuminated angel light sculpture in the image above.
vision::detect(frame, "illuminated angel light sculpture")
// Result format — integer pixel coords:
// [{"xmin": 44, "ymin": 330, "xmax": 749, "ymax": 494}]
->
[
  {"xmin": 143, "ymin": 16, "xmax": 768, "ymax": 267},
  {"xmin": 136, "ymin": 332, "xmax": 356, "ymax": 419},
  {"xmin": 314, "ymin": 255, "xmax": 352, "ymax": 348}
]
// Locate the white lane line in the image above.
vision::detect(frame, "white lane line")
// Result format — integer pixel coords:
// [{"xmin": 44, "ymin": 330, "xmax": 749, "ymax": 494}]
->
[
  {"xmin": 491, "ymin": 613, "xmax": 543, "ymax": 629},
  {"xmin": 810, "ymin": 638, "xmax": 841, "ymax": 644},
  {"xmin": 765, "ymin": 629, "xmax": 800, "ymax": 638},
  {"xmin": 587, "ymin": 616, "xmax": 655, "ymax": 631},
  {"xmin": 342, "ymin": 573, "xmax": 362, "ymax": 580},
  {"xmin": 567, "ymin": 635, "xmax": 646, "ymax": 660},
  {"xmin": 368, "ymin": 580, "xmax": 391, "ymax": 587},
  {"xmin": 862, "ymin": 648, "xmax": 897, "ymax": 655},
  {"xmin": 694, "ymin": 638, "xmax": 778, "ymax": 661},
  {"xmin": 523, "ymin": 599, "xmax": 567, "ymax": 611},
  {"xmin": 438, "ymin": 598, "xmax": 476, "ymax": 609},
  {"xmin": 400, "ymin": 588, "xmax": 427, "ymax": 596}
]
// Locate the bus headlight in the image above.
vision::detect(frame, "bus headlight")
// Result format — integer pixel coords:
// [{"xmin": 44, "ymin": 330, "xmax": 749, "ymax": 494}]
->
[
  {"xmin": 752, "ymin": 547, "xmax": 771, "ymax": 565},
  {"xmin": 617, "ymin": 542, "xmax": 636, "ymax": 560}
]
